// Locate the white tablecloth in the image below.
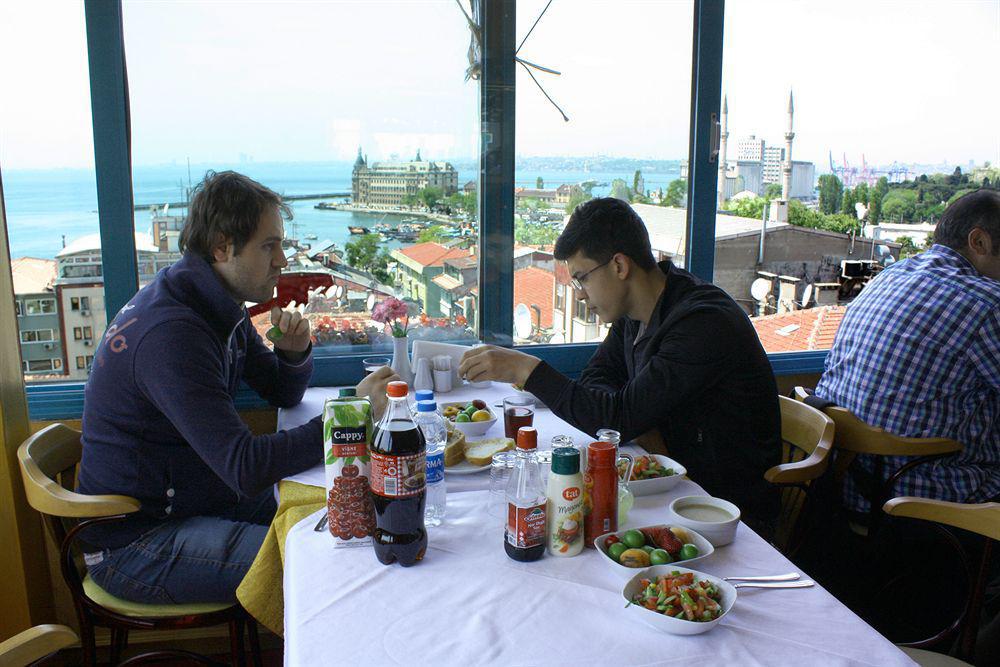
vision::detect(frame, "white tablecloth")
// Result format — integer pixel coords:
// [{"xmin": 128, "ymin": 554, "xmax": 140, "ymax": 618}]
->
[{"xmin": 279, "ymin": 385, "xmax": 914, "ymax": 666}]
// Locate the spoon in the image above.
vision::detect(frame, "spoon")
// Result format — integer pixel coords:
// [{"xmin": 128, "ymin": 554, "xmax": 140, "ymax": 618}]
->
[{"xmin": 723, "ymin": 572, "xmax": 800, "ymax": 582}]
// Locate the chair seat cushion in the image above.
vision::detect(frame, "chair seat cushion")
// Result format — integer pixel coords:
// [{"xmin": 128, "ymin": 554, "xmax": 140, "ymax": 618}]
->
[
  {"xmin": 82, "ymin": 574, "xmax": 233, "ymax": 617},
  {"xmin": 899, "ymin": 647, "xmax": 972, "ymax": 666}
]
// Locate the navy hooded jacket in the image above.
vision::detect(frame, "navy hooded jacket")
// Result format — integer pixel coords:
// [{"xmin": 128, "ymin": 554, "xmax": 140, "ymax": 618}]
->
[{"xmin": 77, "ymin": 252, "xmax": 323, "ymax": 549}]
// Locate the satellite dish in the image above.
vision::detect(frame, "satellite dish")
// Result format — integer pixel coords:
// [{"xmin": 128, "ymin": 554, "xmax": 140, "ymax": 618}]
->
[
  {"xmin": 750, "ymin": 278, "xmax": 772, "ymax": 302},
  {"xmin": 801, "ymin": 283, "xmax": 814, "ymax": 307},
  {"xmin": 514, "ymin": 303, "xmax": 533, "ymax": 340},
  {"xmin": 334, "ymin": 284, "xmax": 345, "ymax": 298},
  {"xmin": 366, "ymin": 293, "xmax": 376, "ymax": 311},
  {"xmin": 549, "ymin": 332, "xmax": 565, "ymax": 344}
]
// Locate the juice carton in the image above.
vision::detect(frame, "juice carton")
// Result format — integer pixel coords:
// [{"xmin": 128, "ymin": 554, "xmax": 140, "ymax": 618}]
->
[{"xmin": 323, "ymin": 397, "xmax": 376, "ymax": 547}]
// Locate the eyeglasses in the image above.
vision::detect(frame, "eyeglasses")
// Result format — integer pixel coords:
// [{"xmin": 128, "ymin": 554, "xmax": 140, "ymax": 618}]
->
[{"xmin": 570, "ymin": 258, "xmax": 612, "ymax": 291}]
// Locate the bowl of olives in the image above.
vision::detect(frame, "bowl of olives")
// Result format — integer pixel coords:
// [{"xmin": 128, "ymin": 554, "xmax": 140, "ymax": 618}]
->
[
  {"xmin": 595, "ymin": 524, "xmax": 714, "ymax": 578},
  {"xmin": 441, "ymin": 399, "xmax": 498, "ymax": 438}
]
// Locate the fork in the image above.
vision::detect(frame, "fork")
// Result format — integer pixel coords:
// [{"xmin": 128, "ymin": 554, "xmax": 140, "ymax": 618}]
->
[
  {"xmin": 732, "ymin": 580, "xmax": 814, "ymax": 590},
  {"xmin": 723, "ymin": 572, "xmax": 800, "ymax": 582},
  {"xmin": 313, "ymin": 513, "xmax": 328, "ymax": 532}
]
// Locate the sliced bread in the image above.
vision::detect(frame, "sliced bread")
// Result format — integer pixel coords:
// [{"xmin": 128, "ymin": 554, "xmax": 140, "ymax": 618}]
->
[
  {"xmin": 444, "ymin": 428, "xmax": 467, "ymax": 467},
  {"xmin": 464, "ymin": 437, "xmax": 515, "ymax": 467}
]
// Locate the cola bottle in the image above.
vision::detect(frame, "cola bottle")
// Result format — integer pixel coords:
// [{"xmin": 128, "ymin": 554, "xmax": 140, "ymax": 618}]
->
[{"xmin": 369, "ymin": 380, "xmax": 428, "ymax": 566}]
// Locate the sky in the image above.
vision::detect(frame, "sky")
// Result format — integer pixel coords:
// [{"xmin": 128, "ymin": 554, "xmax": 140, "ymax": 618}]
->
[{"xmin": 0, "ymin": 0, "xmax": 997, "ymax": 170}]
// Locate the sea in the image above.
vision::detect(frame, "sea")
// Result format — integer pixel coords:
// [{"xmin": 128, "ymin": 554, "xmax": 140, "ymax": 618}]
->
[{"xmin": 2, "ymin": 161, "xmax": 681, "ymax": 260}]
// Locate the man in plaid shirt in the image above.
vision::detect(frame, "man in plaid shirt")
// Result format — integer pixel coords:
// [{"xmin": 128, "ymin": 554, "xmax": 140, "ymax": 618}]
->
[{"xmin": 816, "ymin": 189, "xmax": 1000, "ymax": 512}]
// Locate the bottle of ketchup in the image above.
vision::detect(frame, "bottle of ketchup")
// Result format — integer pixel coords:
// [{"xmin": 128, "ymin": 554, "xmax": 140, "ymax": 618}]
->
[{"xmin": 583, "ymin": 440, "xmax": 617, "ymax": 547}]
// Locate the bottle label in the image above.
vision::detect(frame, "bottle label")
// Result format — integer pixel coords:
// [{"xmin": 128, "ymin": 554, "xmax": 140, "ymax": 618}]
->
[
  {"xmin": 506, "ymin": 502, "xmax": 546, "ymax": 549},
  {"xmin": 370, "ymin": 451, "xmax": 426, "ymax": 498},
  {"xmin": 426, "ymin": 452, "xmax": 444, "ymax": 484}
]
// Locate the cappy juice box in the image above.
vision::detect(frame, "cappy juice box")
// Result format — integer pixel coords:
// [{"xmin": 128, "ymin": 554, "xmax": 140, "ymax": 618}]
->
[{"xmin": 323, "ymin": 397, "xmax": 376, "ymax": 547}]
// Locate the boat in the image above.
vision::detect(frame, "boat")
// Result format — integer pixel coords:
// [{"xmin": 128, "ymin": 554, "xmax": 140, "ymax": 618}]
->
[
  {"xmin": 305, "ymin": 233, "xmax": 318, "ymax": 240},
  {"xmin": 348, "ymin": 226, "xmax": 369, "ymax": 235}
]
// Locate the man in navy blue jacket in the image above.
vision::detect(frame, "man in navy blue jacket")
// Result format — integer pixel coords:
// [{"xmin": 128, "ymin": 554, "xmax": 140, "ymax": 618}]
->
[{"xmin": 77, "ymin": 171, "xmax": 395, "ymax": 604}]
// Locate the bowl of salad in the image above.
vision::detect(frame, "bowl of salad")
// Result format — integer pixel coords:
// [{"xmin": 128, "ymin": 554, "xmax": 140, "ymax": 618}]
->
[
  {"xmin": 622, "ymin": 564, "xmax": 735, "ymax": 635},
  {"xmin": 617, "ymin": 454, "xmax": 686, "ymax": 496}
]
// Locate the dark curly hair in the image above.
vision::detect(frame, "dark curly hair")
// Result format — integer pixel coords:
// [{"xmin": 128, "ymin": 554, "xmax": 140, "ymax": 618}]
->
[{"xmin": 179, "ymin": 170, "xmax": 292, "ymax": 262}]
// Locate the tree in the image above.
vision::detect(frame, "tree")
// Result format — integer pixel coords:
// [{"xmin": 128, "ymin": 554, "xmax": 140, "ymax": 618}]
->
[
  {"xmin": 633, "ymin": 170, "xmax": 644, "ymax": 197},
  {"xmin": 565, "ymin": 190, "xmax": 589, "ymax": 214},
  {"xmin": 854, "ymin": 182, "xmax": 869, "ymax": 206},
  {"xmin": 897, "ymin": 235, "xmax": 920, "ymax": 258},
  {"xmin": 610, "ymin": 178, "xmax": 632, "ymax": 202},
  {"xmin": 536, "ymin": 176, "xmax": 544, "ymax": 189},
  {"xmin": 869, "ymin": 190, "xmax": 883, "ymax": 224},
  {"xmin": 401, "ymin": 193, "xmax": 419, "ymax": 209},
  {"xmin": 764, "ymin": 183, "xmax": 783, "ymax": 200},
  {"xmin": 817, "ymin": 174, "xmax": 843, "ymax": 215},
  {"xmin": 515, "ymin": 219, "xmax": 560, "ymax": 246},
  {"xmin": 841, "ymin": 188, "xmax": 857, "ymax": 217},
  {"xmin": 520, "ymin": 197, "xmax": 542, "ymax": 212},
  {"xmin": 724, "ymin": 196, "xmax": 766, "ymax": 220},
  {"xmin": 345, "ymin": 233, "xmax": 393, "ymax": 285},
  {"xmin": 418, "ymin": 186, "xmax": 443, "ymax": 210},
  {"xmin": 949, "ymin": 166, "xmax": 963, "ymax": 186},
  {"xmin": 661, "ymin": 178, "xmax": 687, "ymax": 207},
  {"xmin": 418, "ymin": 225, "xmax": 449, "ymax": 243},
  {"xmin": 881, "ymin": 189, "xmax": 918, "ymax": 222}
]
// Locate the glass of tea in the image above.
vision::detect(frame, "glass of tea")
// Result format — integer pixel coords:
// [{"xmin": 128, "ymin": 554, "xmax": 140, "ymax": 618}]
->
[
  {"xmin": 502, "ymin": 395, "xmax": 535, "ymax": 439},
  {"xmin": 362, "ymin": 356, "xmax": 390, "ymax": 376}
]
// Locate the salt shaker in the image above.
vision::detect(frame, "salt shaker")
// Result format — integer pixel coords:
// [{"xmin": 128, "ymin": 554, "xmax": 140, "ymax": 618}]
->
[{"xmin": 413, "ymin": 356, "xmax": 433, "ymax": 393}]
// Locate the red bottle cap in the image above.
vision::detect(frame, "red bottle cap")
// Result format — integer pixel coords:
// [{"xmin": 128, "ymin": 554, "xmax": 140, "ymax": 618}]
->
[
  {"xmin": 386, "ymin": 381, "xmax": 408, "ymax": 398},
  {"xmin": 587, "ymin": 440, "xmax": 616, "ymax": 466},
  {"xmin": 516, "ymin": 426, "xmax": 538, "ymax": 450}
]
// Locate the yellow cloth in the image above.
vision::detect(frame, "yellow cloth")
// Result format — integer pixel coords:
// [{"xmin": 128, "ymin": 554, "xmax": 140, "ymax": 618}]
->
[{"xmin": 237, "ymin": 480, "xmax": 325, "ymax": 636}]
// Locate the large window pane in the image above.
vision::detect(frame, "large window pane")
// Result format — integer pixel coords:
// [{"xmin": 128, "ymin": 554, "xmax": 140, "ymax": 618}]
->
[
  {"xmin": 514, "ymin": 0, "xmax": 693, "ymax": 345},
  {"xmin": 714, "ymin": 1, "xmax": 1000, "ymax": 354},
  {"xmin": 122, "ymin": 0, "xmax": 479, "ymax": 356},
  {"xmin": 1, "ymin": 0, "xmax": 107, "ymax": 383}
]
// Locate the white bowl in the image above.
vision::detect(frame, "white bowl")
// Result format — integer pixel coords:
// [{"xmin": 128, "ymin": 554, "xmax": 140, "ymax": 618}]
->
[
  {"xmin": 441, "ymin": 401, "xmax": 498, "ymax": 438},
  {"xmin": 668, "ymin": 496, "xmax": 741, "ymax": 547},
  {"xmin": 594, "ymin": 524, "xmax": 714, "ymax": 578},
  {"xmin": 621, "ymin": 455, "xmax": 687, "ymax": 496},
  {"xmin": 622, "ymin": 564, "xmax": 736, "ymax": 635}
]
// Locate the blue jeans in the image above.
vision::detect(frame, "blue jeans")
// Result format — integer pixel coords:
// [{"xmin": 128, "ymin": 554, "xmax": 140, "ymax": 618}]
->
[{"xmin": 87, "ymin": 489, "xmax": 276, "ymax": 605}]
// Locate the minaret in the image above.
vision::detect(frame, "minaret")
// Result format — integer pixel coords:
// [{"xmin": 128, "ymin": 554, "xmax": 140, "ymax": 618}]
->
[
  {"xmin": 781, "ymin": 90, "xmax": 794, "ymax": 200},
  {"xmin": 717, "ymin": 95, "xmax": 729, "ymax": 208}
]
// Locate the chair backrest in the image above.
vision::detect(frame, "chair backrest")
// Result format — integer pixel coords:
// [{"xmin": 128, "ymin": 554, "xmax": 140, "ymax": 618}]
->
[
  {"xmin": 767, "ymin": 396, "xmax": 835, "ymax": 554},
  {"xmin": 18, "ymin": 423, "xmax": 140, "ymax": 519}
]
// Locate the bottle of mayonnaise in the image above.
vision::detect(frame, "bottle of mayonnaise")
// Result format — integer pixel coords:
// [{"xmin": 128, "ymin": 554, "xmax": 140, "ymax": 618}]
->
[{"xmin": 546, "ymin": 447, "xmax": 585, "ymax": 557}]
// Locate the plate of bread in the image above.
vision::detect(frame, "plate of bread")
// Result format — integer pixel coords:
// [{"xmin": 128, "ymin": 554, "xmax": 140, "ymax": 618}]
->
[{"xmin": 444, "ymin": 423, "xmax": 515, "ymax": 474}]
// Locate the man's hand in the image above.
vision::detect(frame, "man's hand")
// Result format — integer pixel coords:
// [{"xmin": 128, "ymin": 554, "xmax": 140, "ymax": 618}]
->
[
  {"xmin": 458, "ymin": 345, "xmax": 541, "ymax": 387},
  {"xmin": 356, "ymin": 366, "xmax": 400, "ymax": 420},
  {"xmin": 268, "ymin": 304, "xmax": 311, "ymax": 357}
]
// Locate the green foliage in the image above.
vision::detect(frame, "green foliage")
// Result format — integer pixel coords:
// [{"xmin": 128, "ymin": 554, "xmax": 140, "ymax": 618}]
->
[
  {"xmin": 724, "ymin": 197, "xmax": 766, "ymax": 220},
  {"xmin": 633, "ymin": 170, "xmax": 643, "ymax": 196},
  {"xmin": 565, "ymin": 190, "xmax": 589, "ymax": 214},
  {"xmin": 869, "ymin": 190, "xmax": 883, "ymax": 224},
  {"xmin": 896, "ymin": 235, "xmax": 920, "ymax": 258},
  {"xmin": 610, "ymin": 178, "xmax": 632, "ymax": 202},
  {"xmin": 401, "ymin": 193, "xmax": 419, "ymax": 209},
  {"xmin": 515, "ymin": 219, "xmax": 560, "ymax": 246},
  {"xmin": 661, "ymin": 179, "xmax": 687, "ymax": 208},
  {"xmin": 723, "ymin": 195, "xmax": 860, "ymax": 234},
  {"xmin": 418, "ymin": 225, "xmax": 449, "ymax": 244},
  {"xmin": 418, "ymin": 186, "xmax": 443, "ymax": 210},
  {"xmin": 818, "ymin": 174, "xmax": 843, "ymax": 215},
  {"xmin": 881, "ymin": 189, "xmax": 918, "ymax": 222},
  {"xmin": 854, "ymin": 182, "xmax": 869, "ymax": 206},
  {"xmin": 764, "ymin": 183, "xmax": 783, "ymax": 199},
  {"xmin": 841, "ymin": 188, "xmax": 857, "ymax": 216},
  {"xmin": 345, "ymin": 234, "xmax": 394, "ymax": 285},
  {"xmin": 536, "ymin": 176, "xmax": 544, "ymax": 189},
  {"xmin": 442, "ymin": 191, "xmax": 476, "ymax": 218}
]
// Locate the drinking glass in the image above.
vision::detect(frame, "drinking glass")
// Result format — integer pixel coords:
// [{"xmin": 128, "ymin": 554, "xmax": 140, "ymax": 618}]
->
[
  {"xmin": 502, "ymin": 395, "xmax": 535, "ymax": 439},
  {"xmin": 488, "ymin": 451, "xmax": 517, "ymax": 520},
  {"xmin": 362, "ymin": 356, "xmax": 390, "ymax": 376}
]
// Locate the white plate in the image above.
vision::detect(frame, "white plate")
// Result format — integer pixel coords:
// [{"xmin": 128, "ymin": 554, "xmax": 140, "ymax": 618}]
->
[
  {"xmin": 622, "ymin": 564, "xmax": 736, "ymax": 635},
  {"xmin": 445, "ymin": 460, "xmax": 491, "ymax": 475},
  {"xmin": 594, "ymin": 524, "xmax": 714, "ymax": 578},
  {"xmin": 622, "ymin": 455, "xmax": 687, "ymax": 496}
]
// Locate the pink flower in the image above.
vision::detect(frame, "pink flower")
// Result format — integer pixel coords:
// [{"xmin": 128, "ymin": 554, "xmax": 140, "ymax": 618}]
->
[{"xmin": 371, "ymin": 297, "xmax": 410, "ymax": 337}]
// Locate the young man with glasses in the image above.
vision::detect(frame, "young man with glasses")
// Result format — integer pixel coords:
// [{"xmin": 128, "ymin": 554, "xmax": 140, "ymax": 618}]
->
[{"xmin": 460, "ymin": 197, "xmax": 781, "ymax": 529}]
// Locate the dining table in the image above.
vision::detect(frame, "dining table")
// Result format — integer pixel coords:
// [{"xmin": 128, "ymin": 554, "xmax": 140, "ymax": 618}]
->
[{"xmin": 275, "ymin": 382, "xmax": 915, "ymax": 666}]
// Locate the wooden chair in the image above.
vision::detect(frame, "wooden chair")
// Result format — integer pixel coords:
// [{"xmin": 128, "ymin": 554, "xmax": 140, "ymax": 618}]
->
[
  {"xmin": 0, "ymin": 624, "xmax": 77, "ymax": 665},
  {"xmin": 17, "ymin": 423, "xmax": 262, "ymax": 667},
  {"xmin": 883, "ymin": 497, "xmax": 1000, "ymax": 664},
  {"xmin": 765, "ymin": 396, "xmax": 835, "ymax": 555},
  {"xmin": 792, "ymin": 386, "xmax": 963, "ymax": 532}
]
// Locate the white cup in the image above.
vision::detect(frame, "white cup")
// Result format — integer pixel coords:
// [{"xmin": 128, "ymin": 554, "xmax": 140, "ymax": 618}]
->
[{"xmin": 432, "ymin": 369, "xmax": 453, "ymax": 393}]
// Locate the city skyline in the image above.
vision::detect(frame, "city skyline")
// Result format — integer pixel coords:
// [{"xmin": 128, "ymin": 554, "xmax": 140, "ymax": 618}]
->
[{"xmin": 1, "ymin": 1, "xmax": 998, "ymax": 171}]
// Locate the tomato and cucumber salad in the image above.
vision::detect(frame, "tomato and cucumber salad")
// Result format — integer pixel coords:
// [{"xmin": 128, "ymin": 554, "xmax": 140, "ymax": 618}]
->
[{"xmin": 629, "ymin": 571, "xmax": 723, "ymax": 622}]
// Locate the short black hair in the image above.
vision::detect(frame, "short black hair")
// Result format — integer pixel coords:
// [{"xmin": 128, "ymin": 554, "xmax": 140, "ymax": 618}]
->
[
  {"xmin": 554, "ymin": 197, "xmax": 657, "ymax": 271},
  {"xmin": 179, "ymin": 170, "xmax": 291, "ymax": 262},
  {"xmin": 934, "ymin": 189, "xmax": 1000, "ymax": 254}
]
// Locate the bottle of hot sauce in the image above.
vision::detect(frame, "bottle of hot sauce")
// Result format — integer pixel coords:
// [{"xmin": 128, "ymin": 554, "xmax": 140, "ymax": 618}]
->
[{"xmin": 583, "ymin": 440, "xmax": 618, "ymax": 548}]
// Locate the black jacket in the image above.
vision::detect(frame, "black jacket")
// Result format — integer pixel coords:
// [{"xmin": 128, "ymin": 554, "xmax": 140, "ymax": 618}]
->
[{"xmin": 525, "ymin": 261, "xmax": 781, "ymax": 523}]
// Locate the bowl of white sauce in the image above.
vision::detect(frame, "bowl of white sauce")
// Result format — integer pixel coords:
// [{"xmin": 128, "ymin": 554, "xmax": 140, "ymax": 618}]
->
[{"xmin": 667, "ymin": 495, "xmax": 741, "ymax": 547}]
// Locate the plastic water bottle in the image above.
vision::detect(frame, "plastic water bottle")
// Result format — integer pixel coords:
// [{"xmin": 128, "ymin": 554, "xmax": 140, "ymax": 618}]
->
[
  {"xmin": 415, "ymin": 400, "xmax": 447, "ymax": 526},
  {"xmin": 411, "ymin": 389, "xmax": 434, "ymax": 417}
]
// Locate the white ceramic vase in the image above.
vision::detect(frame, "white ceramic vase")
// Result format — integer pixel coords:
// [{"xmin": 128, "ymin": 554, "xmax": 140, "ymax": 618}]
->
[{"xmin": 390, "ymin": 335, "xmax": 412, "ymax": 385}]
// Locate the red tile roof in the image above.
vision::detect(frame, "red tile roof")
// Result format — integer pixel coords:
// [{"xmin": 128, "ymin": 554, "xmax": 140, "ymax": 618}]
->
[
  {"xmin": 751, "ymin": 305, "xmax": 847, "ymax": 353},
  {"xmin": 397, "ymin": 242, "xmax": 471, "ymax": 268},
  {"xmin": 514, "ymin": 266, "xmax": 555, "ymax": 329}
]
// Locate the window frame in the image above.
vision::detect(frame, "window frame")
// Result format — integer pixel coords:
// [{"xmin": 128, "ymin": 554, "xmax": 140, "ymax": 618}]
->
[{"xmin": 20, "ymin": 0, "xmax": 826, "ymax": 421}]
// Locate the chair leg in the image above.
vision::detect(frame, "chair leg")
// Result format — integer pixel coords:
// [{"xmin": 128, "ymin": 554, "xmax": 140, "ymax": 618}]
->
[
  {"xmin": 78, "ymin": 610, "xmax": 99, "ymax": 667},
  {"xmin": 228, "ymin": 616, "xmax": 247, "ymax": 667},
  {"xmin": 109, "ymin": 627, "xmax": 129, "ymax": 665},
  {"xmin": 246, "ymin": 616, "xmax": 263, "ymax": 667}
]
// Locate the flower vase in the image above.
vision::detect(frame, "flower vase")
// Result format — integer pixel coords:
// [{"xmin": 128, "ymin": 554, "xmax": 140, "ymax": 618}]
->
[{"xmin": 390, "ymin": 335, "xmax": 413, "ymax": 385}]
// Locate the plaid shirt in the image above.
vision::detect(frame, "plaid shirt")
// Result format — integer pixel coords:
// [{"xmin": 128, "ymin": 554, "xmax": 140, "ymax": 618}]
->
[{"xmin": 816, "ymin": 244, "xmax": 1000, "ymax": 511}]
